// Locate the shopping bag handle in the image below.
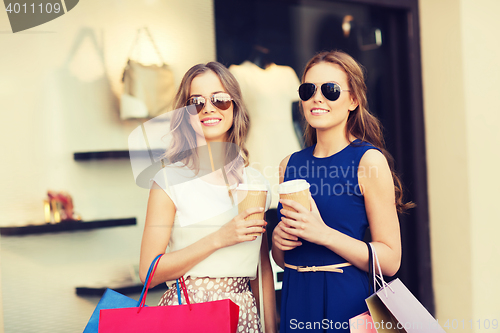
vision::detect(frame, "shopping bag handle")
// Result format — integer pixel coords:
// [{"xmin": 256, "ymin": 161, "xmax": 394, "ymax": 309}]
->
[
  {"xmin": 367, "ymin": 241, "xmax": 374, "ymax": 293},
  {"xmin": 367, "ymin": 242, "xmax": 383, "ymax": 293},
  {"xmin": 136, "ymin": 254, "xmax": 194, "ymax": 312},
  {"xmin": 137, "ymin": 254, "xmax": 164, "ymax": 311},
  {"xmin": 174, "ymin": 276, "xmax": 192, "ymax": 311},
  {"xmin": 176, "ymin": 280, "xmax": 182, "ymax": 305},
  {"xmin": 368, "ymin": 243, "xmax": 393, "ymax": 297}
]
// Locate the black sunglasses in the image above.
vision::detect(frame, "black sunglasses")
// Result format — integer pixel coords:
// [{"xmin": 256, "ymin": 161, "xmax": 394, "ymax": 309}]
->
[
  {"xmin": 298, "ymin": 82, "xmax": 350, "ymax": 102},
  {"xmin": 186, "ymin": 92, "xmax": 233, "ymax": 114}
]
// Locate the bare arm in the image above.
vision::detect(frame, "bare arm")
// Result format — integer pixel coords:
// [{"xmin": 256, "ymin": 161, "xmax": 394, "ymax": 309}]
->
[
  {"xmin": 250, "ymin": 230, "xmax": 277, "ymax": 333},
  {"xmin": 279, "ymin": 149, "xmax": 401, "ymax": 276},
  {"xmin": 140, "ymin": 182, "xmax": 267, "ymax": 288},
  {"xmin": 357, "ymin": 149, "xmax": 401, "ymax": 275}
]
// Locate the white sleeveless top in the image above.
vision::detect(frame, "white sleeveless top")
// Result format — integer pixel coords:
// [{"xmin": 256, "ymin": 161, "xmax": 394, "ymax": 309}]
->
[{"xmin": 151, "ymin": 163, "xmax": 271, "ymax": 279}]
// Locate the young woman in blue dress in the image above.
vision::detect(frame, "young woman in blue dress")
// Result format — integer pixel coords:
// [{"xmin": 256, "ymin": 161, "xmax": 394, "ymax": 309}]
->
[{"xmin": 272, "ymin": 51, "xmax": 413, "ymax": 332}]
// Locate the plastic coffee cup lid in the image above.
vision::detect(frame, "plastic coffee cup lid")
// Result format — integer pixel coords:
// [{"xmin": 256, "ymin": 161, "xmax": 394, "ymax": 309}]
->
[
  {"xmin": 236, "ymin": 183, "xmax": 268, "ymax": 191},
  {"xmin": 278, "ymin": 179, "xmax": 310, "ymax": 194}
]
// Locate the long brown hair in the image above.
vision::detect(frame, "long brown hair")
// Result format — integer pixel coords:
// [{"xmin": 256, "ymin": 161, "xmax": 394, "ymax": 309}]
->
[
  {"xmin": 166, "ymin": 62, "xmax": 250, "ymax": 181},
  {"xmin": 302, "ymin": 51, "xmax": 414, "ymax": 212}
]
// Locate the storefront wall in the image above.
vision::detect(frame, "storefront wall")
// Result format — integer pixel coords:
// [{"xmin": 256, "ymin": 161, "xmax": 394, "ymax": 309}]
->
[
  {"xmin": 0, "ymin": 1, "xmax": 215, "ymax": 332},
  {"xmin": 420, "ymin": 0, "xmax": 500, "ymax": 331},
  {"xmin": 0, "ymin": 0, "xmax": 216, "ymax": 228}
]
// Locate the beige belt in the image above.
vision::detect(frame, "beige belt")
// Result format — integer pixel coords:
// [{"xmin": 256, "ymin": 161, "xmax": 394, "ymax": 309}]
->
[{"xmin": 285, "ymin": 262, "xmax": 352, "ymax": 273}]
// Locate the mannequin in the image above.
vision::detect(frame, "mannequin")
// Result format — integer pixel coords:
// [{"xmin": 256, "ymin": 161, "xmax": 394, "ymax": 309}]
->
[{"xmin": 230, "ymin": 46, "xmax": 301, "ymax": 208}]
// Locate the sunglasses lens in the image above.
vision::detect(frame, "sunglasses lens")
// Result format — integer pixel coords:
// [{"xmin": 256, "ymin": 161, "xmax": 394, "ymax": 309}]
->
[
  {"xmin": 187, "ymin": 96, "xmax": 205, "ymax": 114},
  {"xmin": 321, "ymin": 83, "xmax": 341, "ymax": 101},
  {"xmin": 298, "ymin": 83, "xmax": 316, "ymax": 101},
  {"xmin": 211, "ymin": 93, "xmax": 232, "ymax": 110}
]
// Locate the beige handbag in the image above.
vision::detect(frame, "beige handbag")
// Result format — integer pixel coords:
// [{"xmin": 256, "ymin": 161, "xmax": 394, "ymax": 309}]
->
[{"xmin": 120, "ymin": 27, "xmax": 176, "ymax": 119}]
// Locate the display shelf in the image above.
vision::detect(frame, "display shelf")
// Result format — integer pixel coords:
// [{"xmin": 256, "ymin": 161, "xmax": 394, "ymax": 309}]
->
[
  {"xmin": 0, "ymin": 218, "xmax": 136, "ymax": 236},
  {"xmin": 73, "ymin": 150, "xmax": 130, "ymax": 161},
  {"xmin": 73, "ymin": 149, "xmax": 165, "ymax": 161},
  {"xmin": 76, "ymin": 283, "xmax": 166, "ymax": 297}
]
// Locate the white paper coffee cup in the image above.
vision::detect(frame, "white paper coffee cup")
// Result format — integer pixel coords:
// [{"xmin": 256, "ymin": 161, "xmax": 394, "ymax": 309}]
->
[{"xmin": 278, "ymin": 179, "xmax": 311, "ymax": 212}]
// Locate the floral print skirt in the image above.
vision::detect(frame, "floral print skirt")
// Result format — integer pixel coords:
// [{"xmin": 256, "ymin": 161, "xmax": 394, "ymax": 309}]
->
[{"xmin": 158, "ymin": 276, "xmax": 262, "ymax": 333}]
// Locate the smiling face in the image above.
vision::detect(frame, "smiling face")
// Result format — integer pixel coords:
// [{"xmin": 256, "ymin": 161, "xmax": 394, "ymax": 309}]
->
[
  {"xmin": 302, "ymin": 62, "xmax": 358, "ymax": 134},
  {"xmin": 189, "ymin": 70, "xmax": 234, "ymax": 143}
]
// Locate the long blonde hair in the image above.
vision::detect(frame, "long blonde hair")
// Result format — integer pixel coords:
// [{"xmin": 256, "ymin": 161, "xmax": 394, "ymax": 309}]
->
[
  {"xmin": 302, "ymin": 51, "xmax": 414, "ymax": 213},
  {"xmin": 166, "ymin": 62, "xmax": 250, "ymax": 181}
]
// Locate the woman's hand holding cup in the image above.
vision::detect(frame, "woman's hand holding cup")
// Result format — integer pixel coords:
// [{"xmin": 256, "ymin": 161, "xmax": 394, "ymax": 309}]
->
[
  {"xmin": 214, "ymin": 206, "xmax": 267, "ymax": 249},
  {"xmin": 273, "ymin": 179, "xmax": 311, "ymax": 251}
]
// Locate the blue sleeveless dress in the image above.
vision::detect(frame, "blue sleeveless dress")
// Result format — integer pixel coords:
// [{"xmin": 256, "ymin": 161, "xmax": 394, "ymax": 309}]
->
[{"xmin": 278, "ymin": 139, "xmax": 381, "ymax": 332}]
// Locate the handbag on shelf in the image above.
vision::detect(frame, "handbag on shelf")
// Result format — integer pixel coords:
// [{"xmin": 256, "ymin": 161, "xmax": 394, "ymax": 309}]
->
[
  {"xmin": 120, "ymin": 26, "xmax": 176, "ymax": 120},
  {"xmin": 98, "ymin": 255, "xmax": 240, "ymax": 333},
  {"xmin": 82, "ymin": 254, "xmax": 163, "ymax": 333},
  {"xmin": 351, "ymin": 243, "xmax": 445, "ymax": 333}
]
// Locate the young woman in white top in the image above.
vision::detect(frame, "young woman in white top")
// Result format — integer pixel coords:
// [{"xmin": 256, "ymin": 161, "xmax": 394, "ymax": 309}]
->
[{"xmin": 139, "ymin": 62, "xmax": 277, "ymax": 333}]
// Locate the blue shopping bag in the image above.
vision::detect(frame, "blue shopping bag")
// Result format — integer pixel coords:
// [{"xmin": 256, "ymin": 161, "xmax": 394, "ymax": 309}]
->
[{"xmin": 82, "ymin": 254, "xmax": 163, "ymax": 333}]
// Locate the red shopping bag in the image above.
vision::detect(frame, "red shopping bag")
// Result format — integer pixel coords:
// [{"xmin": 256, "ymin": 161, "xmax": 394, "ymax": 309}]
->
[
  {"xmin": 99, "ymin": 256, "xmax": 240, "ymax": 333},
  {"xmin": 99, "ymin": 298, "xmax": 239, "ymax": 332}
]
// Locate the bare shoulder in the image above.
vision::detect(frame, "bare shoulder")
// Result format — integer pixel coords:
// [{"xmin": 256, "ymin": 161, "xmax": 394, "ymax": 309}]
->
[
  {"xmin": 358, "ymin": 148, "xmax": 392, "ymax": 187},
  {"xmin": 359, "ymin": 149, "xmax": 389, "ymax": 170},
  {"xmin": 148, "ymin": 182, "xmax": 175, "ymax": 214},
  {"xmin": 278, "ymin": 154, "xmax": 292, "ymax": 183},
  {"xmin": 358, "ymin": 149, "xmax": 394, "ymax": 198},
  {"xmin": 280, "ymin": 154, "xmax": 292, "ymax": 169}
]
